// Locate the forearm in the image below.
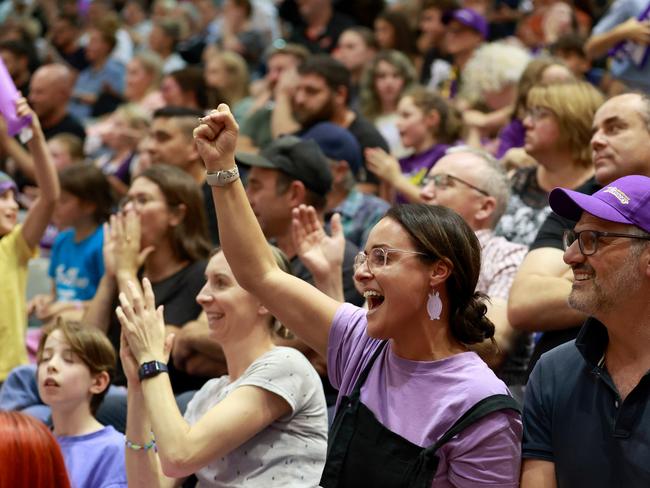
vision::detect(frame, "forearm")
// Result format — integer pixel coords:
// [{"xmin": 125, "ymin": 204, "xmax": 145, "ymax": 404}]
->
[
  {"xmin": 585, "ymin": 28, "xmax": 628, "ymax": 59},
  {"xmin": 26, "ymin": 130, "xmax": 59, "ymax": 204},
  {"xmin": 270, "ymin": 93, "xmax": 300, "ymax": 137},
  {"xmin": 310, "ymin": 264, "xmax": 344, "ymax": 302},
  {"xmin": 126, "ymin": 388, "xmax": 172, "ymax": 488},
  {"xmin": 82, "ymin": 275, "xmax": 117, "ymax": 333},
  {"xmin": 391, "ymin": 174, "xmax": 424, "ymax": 203},
  {"xmin": 3, "ymin": 138, "xmax": 36, "ymax": 181},
  {"xmin": 508, "ymin": 276, "xmax": 586, "ymax": 331}
]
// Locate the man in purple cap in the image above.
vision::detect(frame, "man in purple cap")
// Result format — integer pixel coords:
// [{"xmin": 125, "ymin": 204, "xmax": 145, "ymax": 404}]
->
[
  {"xmin": 521, "ymin": 175, "xmax": 650, "ymax": 487},
  {"xmin": 439, "ymin": 8, "xmax": 488, "ymax": 98}
]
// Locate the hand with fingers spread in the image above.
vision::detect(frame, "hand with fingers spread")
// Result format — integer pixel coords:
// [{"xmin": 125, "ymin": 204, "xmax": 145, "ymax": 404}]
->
[
  {"xmin": 292, "ymin": 204, "xmax": 345, "ymax": 301},
  {"xmin": 364, "ymin": 147, "xmax": 401, "ymax": 184},
  {"xmin": 193, "ymin": 103, "xmax": 240, "ymax": 172},
  {"xmin": 105, "ymin": 211, "xmax": 155, "ymax": 279},
  {"xmin": 116, "ymin": 278, "xmax": 171, "ymax": 365}
]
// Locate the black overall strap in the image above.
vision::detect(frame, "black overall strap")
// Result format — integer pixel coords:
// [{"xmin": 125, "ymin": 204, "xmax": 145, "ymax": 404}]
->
[
  {"xmin": 407, "ymin": 394, "xmax": 521, "ymax": 488},
  {"xmin": 348, "ymin": 341, "xmax": 389, "ymax": 398}
]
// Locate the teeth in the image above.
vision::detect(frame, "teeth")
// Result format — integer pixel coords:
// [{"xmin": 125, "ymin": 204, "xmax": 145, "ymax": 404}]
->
[{"xmin": 363, "ymin": 290, "xmax": 383, "ymax": 299}]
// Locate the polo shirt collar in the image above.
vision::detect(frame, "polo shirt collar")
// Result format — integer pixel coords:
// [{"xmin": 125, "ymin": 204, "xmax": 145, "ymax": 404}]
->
[{"xmin": 575, "ymin": 317, "xmax": 610, "ymax": 368}]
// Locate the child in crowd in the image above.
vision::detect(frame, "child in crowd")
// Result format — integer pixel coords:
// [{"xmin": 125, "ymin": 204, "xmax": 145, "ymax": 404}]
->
[
  {"xmin": 0, "ymin": 98, "xmax": 60, "ymax": 384},
  {"xmin": 36, "ymin": 320, "xmax": 126, "ymax": 488},
  {"xmin": 47, "ymin": 133, "xmax": 85, "ymax": 170},
  {"xmin": 28, "ymin": 163, "xmax": 113, "ymax": 325},
  {"xmin": 365, "ymin": 86, "xmax": 460, "ymax": 203}
]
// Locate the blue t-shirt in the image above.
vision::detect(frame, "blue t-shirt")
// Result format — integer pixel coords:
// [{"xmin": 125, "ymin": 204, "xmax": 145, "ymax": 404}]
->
[
  {"xmin": 69, "ymin": 58, "xmax": 125, "ymax": 121},
  {"xmin": 57, "ymin": 425, "xmax": 127, "ymax": 488},
  {"xmin": 49, "ymin": 226, "xmax": 104, "ymax": 302}
]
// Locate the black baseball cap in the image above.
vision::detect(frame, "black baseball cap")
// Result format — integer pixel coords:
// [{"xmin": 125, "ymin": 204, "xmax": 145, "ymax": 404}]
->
[{"xmin": 236, "ymin": 136, "xmax": 333, "ymax": 196}]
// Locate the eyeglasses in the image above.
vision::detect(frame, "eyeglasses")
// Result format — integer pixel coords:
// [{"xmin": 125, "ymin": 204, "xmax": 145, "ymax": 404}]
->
[
  {"xmin": 563, "ymin": 229, "xmax": 650, "ymax": 256},
  {"xmin": 353, "ymin": 247, "xmax": 428, "ymax": 274},
  {"xmin": 118, "ymin": 194, "xmax": 158, "ymax": 211},
  {"xmin": 421, "ymin": 173, "xmax": 489, "ymax": 196},
  {"xmin": 525, "ymin": 106, "xmax": 554, "ymax": 122}
]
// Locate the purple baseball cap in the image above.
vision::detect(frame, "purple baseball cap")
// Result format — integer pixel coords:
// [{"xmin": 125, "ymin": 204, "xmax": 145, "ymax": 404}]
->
[
  {"xmin": 549, "ymin": 175, "xmax": 650, "ymax": 233},
  {"xmin": 0, "ymin": 171, "xmax": 17, "ymax": 196},
  {"xmin": 443, "ymin": 8, "xmax": 489, "ymax": 39}
]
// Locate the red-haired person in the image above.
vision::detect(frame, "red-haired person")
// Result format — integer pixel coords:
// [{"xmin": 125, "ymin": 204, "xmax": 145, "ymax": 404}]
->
[{"xmin": 0, "ymin": 411, "xmax": 71, "ymax": 488}]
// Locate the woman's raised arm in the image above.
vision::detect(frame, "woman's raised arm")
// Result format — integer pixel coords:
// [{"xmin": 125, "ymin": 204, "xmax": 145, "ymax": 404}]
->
[{"xmin": 193, "ymin": 105, "xmax": 342, "ymax": 357}]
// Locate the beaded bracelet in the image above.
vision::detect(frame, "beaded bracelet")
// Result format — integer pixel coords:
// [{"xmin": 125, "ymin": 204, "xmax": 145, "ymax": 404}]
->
[{"xmin": 125, "ymin": 432, "xmax": 157, "ymax": 452}]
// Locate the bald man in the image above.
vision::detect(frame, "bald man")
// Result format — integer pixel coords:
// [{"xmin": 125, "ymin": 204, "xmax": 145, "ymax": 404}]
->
[{"xmin": 28, "ymin": 64, "xmax": 85, "ymax": 141}]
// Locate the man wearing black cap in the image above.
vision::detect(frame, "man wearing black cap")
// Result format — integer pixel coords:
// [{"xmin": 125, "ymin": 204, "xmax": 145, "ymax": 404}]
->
[
  {"xmin": 236, "ymin": 136, "xmax": 362, "ymax": 307},
  {"xmin": 521, "ymin": 175, "xmax": 650, "ymax": 488}
]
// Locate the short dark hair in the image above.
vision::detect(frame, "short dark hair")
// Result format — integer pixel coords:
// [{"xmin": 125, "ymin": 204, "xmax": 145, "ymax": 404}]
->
[
  {"xmin": 275, "ymin": 171, "xmax": 328, "ymax": 211},
  {"xmin": 153, "ymin": 106, "xmax": 205, "ymax": 139},
  {"xmin": 298, "ymin": 55, "xmax": 351, "ymax": 103},
  {"xmin": 550, "ymin": 33, "xmax": 587, "ymax": 58},
  {"xmin": 0, "ymin": 40, "xmax": 30, "ymax": 59},
  {"xmin": 386, "ymin": 204, "xmax": 495, "ymax": 345},
  {"xmin": 58, "ymin": 163, "xmax": 114, "ymax": 224}
]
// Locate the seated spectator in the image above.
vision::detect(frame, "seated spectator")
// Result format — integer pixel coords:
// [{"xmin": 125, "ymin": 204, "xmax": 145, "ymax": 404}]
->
[
  {"xmin": 203, "ymin": 49, "xmax": 252, "ymax": 122},
  {"xmin": 148, "ymin": 18, "xmax": 186, "ymax": 75},
  {"xmin": 121, "ymin": 0, "xmax": 153, "ymax": 50},
  {"xmin": 333, "ymin": 26, "xmax": 378, "ymax": 109},
  {"xmin": 550, "ymin": 33, "xmax": 598, "ymax": 85},
  {"xmin": 496, "ymin": 57, "xmax": 575, "ymax": 160},
  {"xmin": 0, "ymin": 98, "xmax": 59, "ymax": 384},
  {"xmin": 365, "ymin": 86, "xmax": 460, "ymax": 203},
  {"xmin": 69, "ymin": 17, "xmax": 126, "ymax": 121},
  {"xmin": 419, "ymin": 146, "xmax": 528, "ymax": 398},
  {"xmin": 123, "ymin": 51, "xmax": 165, "ymax": 116},
  {"xmin": 458, "ymin": 41, "xmax": 531, "ymax": 152},
  {"xmin": 418, "ymin": 0, "xmax": 457, "ymax": 87},
  {"xmin": 301, "ymin": 122, "xmax": 390, "ymax": 248},
  {"xmin": 359, "ymin": 50, "xmax": 418, "ymax": 158},
  {"xmin": 94, "ymin": 103, "xmax": 150, "ymax": 196},
  {"xmin": 161, "ymin": 66, "xmax": 219, "ymax": 112},
  {"xmin": 0, "ymin": 40, "xmax": 32, "ymax": 97},
  {"xmin": 286, "ymin": 0, "xmax": 356, "ymax": 54},
  {"xmin": 47, "ymin": 134, "xmax": 85, "ymax": 170},
  {"xmin": 0, "ymin": 411, "xmax": 71, "ymax": 488},
  {"xmin": 374, "ymin": 9, "xmax": 421, "ymax": 73},
  {"xmin": 495, "ymin": 81, "xmax": 603, "ymax": 246},
  {"xmin": 217, "ymin": 0, "xmax": 265, "ymax": 76},
  {"xmin": 194, "ymin": 106, "xmax": 523, "ymax": 486},
  {"xmin": 28, "ymin": 163, "xmax": 113, "ymax": 324},
  {"xmin": 36, "ymin": 321, "xmax": 126, "ymax": 487},
  {"xmin": 118, "ymin": 247, "xmax": 328, "ymax": 486},
  {"xmin": 47, "ymin": 13, "xmax": 88, "ymax": 72}
]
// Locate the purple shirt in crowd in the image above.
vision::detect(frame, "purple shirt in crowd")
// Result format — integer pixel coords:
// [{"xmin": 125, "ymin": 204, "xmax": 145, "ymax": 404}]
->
[
  {"xmin": 57, "ymin": 425, "xmax": 127, "ymax": 488},
  {"xmin": 397, "ymin": 143, "xmax": 449, "ymax": 203},
  {"xmin": 496, "ymin": 119, "xmax": 526, "ymax": 159},
  {"xmin": 328, "ymin": 303, "xmax": 522, "ymax": 487}
]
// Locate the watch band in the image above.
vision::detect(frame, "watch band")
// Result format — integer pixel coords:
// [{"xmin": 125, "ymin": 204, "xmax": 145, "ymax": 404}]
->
[
  {"xmin": 138, "ymin": 360, "xmax": 168, "ymax": 381},
  {"xmin": 206, "ymin": 166, "xmax": 240, "ymax": 187}
]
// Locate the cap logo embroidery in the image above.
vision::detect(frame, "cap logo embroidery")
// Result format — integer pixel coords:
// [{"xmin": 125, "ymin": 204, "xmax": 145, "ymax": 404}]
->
[{"xmin": 603, "ymin": 186, "xmax": 630, "ymax": 204}]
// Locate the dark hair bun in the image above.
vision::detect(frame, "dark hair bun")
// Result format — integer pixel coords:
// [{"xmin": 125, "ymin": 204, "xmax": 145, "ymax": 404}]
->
[{"xmin": 450, "ymin": 292, "xmax": 495, "ymax": 345}]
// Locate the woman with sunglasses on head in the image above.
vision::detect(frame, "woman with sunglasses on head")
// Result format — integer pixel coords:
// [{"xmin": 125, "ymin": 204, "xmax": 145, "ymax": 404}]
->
[
  {"xmin": 193, "ymin": 105, "xmax": 523, "ymax": 487},
  {"xmin": 494, "ymin": 81, "xmax": 603, "ymax": 246}
]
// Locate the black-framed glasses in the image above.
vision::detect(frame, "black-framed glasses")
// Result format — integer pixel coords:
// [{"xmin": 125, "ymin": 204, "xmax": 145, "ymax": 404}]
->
[
  {"xmin": 563, "ymin": 229, "xmax": 650, "ymax": 256},
  {"xmin": 353, "ymin": 248, "xmax": 428, "ymax": 274},
  {"xmin": 421, "ymin": 173, "xmax": 489, "ymax": 196}
]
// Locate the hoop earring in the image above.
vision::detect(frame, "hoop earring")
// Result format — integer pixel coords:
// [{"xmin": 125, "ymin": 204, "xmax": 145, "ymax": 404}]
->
[{"xmin": 427, "ymin": 290, "xmax": 442, "ymax": 321}]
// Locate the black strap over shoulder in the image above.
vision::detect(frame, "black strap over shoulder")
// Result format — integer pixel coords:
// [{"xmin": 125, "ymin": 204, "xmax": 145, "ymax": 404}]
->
[{"xmin": 429, "ymin": 394, "xmax": 521, "ymax": 453}]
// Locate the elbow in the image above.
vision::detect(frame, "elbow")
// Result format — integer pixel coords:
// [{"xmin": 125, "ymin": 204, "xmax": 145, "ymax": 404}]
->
[
  {"xmin": 507, "ymin": 294, "xmax": 535, "ymax": 332},
  {"xmin": 159, "ymin": 450, "xmax": 196, "ymax": 479}
]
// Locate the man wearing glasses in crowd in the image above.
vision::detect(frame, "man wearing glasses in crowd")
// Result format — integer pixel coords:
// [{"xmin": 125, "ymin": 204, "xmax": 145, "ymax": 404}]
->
[
  {"xmin": 419, "ymin": 146, "xmax": 528, "ymax": 393},
  {"xmin": 521, "ymin": 174, "xmax": 650, "ymax": 487}
]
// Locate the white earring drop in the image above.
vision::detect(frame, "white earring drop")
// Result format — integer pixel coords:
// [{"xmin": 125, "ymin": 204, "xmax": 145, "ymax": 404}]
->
[{"xmin": 427, "ymin": 291, "xmax": 442, "ymax": 321}]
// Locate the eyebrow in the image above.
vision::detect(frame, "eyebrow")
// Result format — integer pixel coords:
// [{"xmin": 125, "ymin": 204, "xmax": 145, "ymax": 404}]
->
[{"xmin": 592, "ymin": 116, "xmax": 623, "ymax": 131}]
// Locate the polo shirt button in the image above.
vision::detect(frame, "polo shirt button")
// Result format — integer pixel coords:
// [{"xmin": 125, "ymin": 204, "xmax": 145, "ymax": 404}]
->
[{"xmin": 614, "ymin": 400, "xmax": 619, "ymax": 408}]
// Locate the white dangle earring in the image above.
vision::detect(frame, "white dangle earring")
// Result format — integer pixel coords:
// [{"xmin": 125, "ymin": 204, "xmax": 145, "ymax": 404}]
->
[{"xmin": 427, "ymin": 290, "xmax": 442, "ymax": 321}]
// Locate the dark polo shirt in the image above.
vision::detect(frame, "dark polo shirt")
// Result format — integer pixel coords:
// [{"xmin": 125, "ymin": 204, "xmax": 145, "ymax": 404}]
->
[{"xmin": 523, "ymin": 318, "xmax": 650, "ymax": 487}]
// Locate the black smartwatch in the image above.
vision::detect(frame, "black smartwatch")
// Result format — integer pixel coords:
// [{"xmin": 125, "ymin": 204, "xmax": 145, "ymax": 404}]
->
[{"xmin": 138, "ymin": 360, "xmax": 168, "ymax": 381}]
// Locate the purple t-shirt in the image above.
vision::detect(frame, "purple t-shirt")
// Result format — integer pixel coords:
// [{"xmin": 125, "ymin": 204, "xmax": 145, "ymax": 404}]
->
[
  {"xmin": 397, "ymin": 144, "xmax": 449, "ymax": 203},
  {"xmin": 57, "ymin": 425, "xmax": 127, "ymax": 488},
  {"xmin": 328, "ymin": 303, "xmax": 522, "ymax": 487}
]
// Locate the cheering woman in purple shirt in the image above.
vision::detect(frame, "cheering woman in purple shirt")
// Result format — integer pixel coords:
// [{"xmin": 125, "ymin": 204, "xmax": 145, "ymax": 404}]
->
[{"xmin": 193, "ymin": 104, "xmax": 522, "ymax": 487}]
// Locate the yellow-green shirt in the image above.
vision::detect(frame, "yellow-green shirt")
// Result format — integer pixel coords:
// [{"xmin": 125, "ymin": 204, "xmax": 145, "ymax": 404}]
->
[{"xmin": 0, "ymin": 225, "xmax": 37, "ymax": 381}]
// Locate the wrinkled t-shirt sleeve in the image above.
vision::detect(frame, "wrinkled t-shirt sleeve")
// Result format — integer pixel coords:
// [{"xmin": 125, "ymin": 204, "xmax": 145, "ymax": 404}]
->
[
  {"xmin": 237, "ymin": 348, "xmax": 318, "ymax": 414},
  {"xmin": 327, "ymin": 303, "xmax": 382, "ymax": 396}
]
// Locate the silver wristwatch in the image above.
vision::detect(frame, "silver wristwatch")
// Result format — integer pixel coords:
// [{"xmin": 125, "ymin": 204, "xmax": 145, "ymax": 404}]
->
[{"xmin": 206, "ymin": 166, "xmax": 240, "ymax": 187}]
